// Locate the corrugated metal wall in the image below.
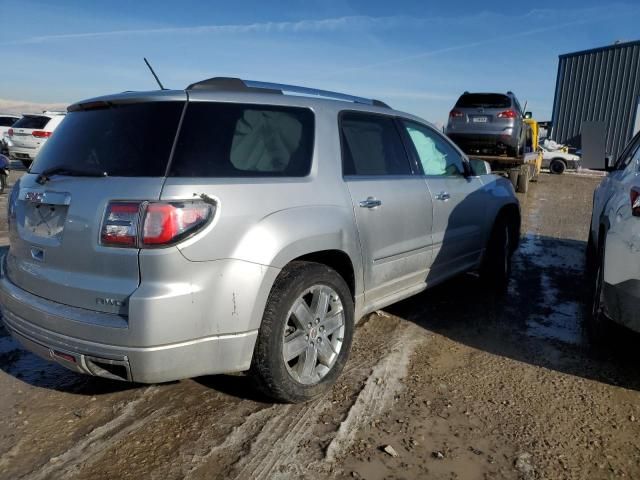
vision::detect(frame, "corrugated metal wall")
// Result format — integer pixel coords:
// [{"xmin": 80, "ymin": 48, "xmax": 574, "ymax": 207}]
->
[{"xmin": 551, "ymin": 40, "xmax": 640, "ymax": 161}]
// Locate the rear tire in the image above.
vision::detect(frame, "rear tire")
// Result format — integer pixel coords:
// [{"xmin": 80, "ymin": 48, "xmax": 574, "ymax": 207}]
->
[
  {"xmin": 0, "ymin": 173, "xmax": 7, "ymax": 194},
  {"xmin": 250, "ymin": 261, "xmax": 354, "ymax": 403},
  {"xmin": 480, "ymin": 215, "xmax": 513, "ymax": 291},
  {"xmin": 549, "ymin": 159, "xmax": 566, "ymax": 174}
]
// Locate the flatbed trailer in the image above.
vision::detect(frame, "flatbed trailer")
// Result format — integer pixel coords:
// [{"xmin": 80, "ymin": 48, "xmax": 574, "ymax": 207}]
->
[{"xmin": 470, "ymin": 151, "xmax": 542, "ymax": 193}]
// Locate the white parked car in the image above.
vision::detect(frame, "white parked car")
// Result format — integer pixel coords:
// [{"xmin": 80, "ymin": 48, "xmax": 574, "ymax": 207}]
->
[
  {"xmin": 8, "ymin": 112, "xmax": 66, "ymax": 168},
  {"xmin": 540, "ymin": 140, "xmax": 580, "ymax": 174},
  {"xmin": 0, "ymin": 114, "xmax": 20, "ymax": 154}
]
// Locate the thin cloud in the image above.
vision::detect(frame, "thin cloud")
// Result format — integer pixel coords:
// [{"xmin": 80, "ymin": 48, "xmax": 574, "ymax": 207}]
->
[
  {"xmin": 330, "ymin": 6, "xmax": 640, "ymax": 76},
  {"xmin": 3, "ymin": 15, "xmax": 407, "ymax": 45}
]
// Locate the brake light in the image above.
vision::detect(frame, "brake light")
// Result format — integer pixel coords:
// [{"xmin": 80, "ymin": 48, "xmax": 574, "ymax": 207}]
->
[
  {"xmin": 32, "ymin": 130, "xmax": 52, "ymax": 138},
  {"xmin": 101, "ymin": 202, "xmax": 141, "ymax": 246},
  {"xmin": 631, "ymin": 188, "xmax": 640, "ymax": 217},
  {"xmin": 142, "ymin": 202, "xmax": 211, "ymax": 245},
  {"xmin": 497, "ymin": 109, "xmax": 517, "ymax": 119},
  {"xmin": 100, "ymin": 200, "xmax": 213, "ymax": 248},
  {"xmin": 449, "ymin": 110, "xmax": 464, "ymax": 118},
  {"xmin": 7, "ymin": 128, "xmax": 13, "ymax": 137}
]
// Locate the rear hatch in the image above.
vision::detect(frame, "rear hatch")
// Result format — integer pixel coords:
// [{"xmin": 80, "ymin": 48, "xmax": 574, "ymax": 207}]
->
[
  {"xmin": 449, "ymin": 93, "xmax": 514, "ymax": 131},
  {"xmin": 9, "ymin": 115, "xmax": 52, "ymax": 151},
  {"xmin": 6, "ymin": 95, "xmax": 186, "ymax": 314}
]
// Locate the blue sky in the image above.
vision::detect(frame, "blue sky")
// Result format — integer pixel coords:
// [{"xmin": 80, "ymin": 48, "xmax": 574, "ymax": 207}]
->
[{"xmin": 1, "ymin": 0, "xmax": 639, "ymax": 125}]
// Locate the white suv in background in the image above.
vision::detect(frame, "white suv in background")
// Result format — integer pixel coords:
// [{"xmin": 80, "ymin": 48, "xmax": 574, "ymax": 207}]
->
[
  {"xmin": 8, "ymin": 112, "xmax": 66, "ymax": 168},
  {"xmin": 0, "ymin": 114, "xmax": 20, "ymax": 154},
  {"xmin": 588, "ymin": 131, "xmax": 640, "ymax": 342}
]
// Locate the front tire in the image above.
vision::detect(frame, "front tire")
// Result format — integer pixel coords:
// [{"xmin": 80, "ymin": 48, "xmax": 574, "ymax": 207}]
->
[
  {"xmin": 586, "ymin": 234, "xmax": 610, "ymax": 346},
  {"xmin": 251, "ymin": 261, "xmax": 354, "ymax": 403},
  {"xmin": 480, "ymin": 215, "xmax": 513, "ymax": 290}
]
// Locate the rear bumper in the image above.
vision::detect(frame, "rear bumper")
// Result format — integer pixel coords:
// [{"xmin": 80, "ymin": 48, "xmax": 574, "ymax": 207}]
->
[
  {"xmin": 0, "ymin": 254, "xmax": 279, "ymax": 383},
  {"xmin": 8, "ymin": 146, "xmax": 37, "ymax": 161},
  {"xmin": 2, "ymin": 308, "xmax": 257, "ymax": 383},
  {"xmin": 446, "ymin": 130, "xmax": 518, "ymax": 151}
]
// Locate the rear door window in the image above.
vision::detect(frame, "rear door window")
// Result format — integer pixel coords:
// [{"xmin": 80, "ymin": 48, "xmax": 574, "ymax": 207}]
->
[
  {"xmin": 12, "ymin": 115, "xmax": 50, "ymax": 130},
  {"xmin": 30, "ymin": 102, "xmax": 184, "ymax": 176},
  {"xmin": 341, "ymin": 112, "xmax": 412, "ymax": 176},
  {"xmin": 455, "ymin": 94, "xmax": 511, "ymax": 109},
  {"xmin": 170, "ymin": 103, "xmax": 314, "ymax": 177}
]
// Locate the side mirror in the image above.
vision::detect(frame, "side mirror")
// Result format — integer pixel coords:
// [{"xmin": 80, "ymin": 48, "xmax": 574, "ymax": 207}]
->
[
  {"xmin": 524, "ymin": 112, "xmax": 533, "ymax": 119},
  {"xmin": 468, "ymin": 158, "xmax": 492, "ymax": 176}
]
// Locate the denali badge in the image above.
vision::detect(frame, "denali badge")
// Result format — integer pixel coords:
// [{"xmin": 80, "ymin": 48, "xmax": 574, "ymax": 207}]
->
[
  {"xmin": 96, "ymin": 298, "xmax": 124, "ymax": 307},
  {"xmin": 25, "ymin": 191, "xmax": 45, "ymax": 203}
]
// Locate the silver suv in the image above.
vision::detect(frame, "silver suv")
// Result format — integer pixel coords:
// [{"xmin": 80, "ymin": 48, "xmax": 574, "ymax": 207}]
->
[
  {"xmin": 587, "ymin": 131, "xmax": 640, "ymax": 342},
  {"xmin": 0, "ymin": 78, "xmax": 520, "ymax": 402},
  {"xmin": 445, "ymin": 91, "xmax": 529, "ymax": 157}
]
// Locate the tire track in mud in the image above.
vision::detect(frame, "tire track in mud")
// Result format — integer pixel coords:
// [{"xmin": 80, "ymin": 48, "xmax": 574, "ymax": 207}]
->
[
  {"xmin": 325, "ymin": 326, "xmax": 423, "ymax": 463},
  {"xmin": 185, "ymin": 315, "xmax": 427, "ymax": 480},
  {"xmin": 18, "ymin": 387, "xmax": 161, "ymax": 480}
]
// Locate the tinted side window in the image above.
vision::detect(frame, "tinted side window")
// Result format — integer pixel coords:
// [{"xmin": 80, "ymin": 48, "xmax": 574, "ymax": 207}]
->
[
  {"xmin": 341, "ymin": 113, "xmax": 411, "ymax": 176},
  {"xmin": 12, "ymin": 115, "xmax": 50, "ymax": 130},
  {"xmin": 170, "ymin": 103, "xmax": 314, "ymax": 177},
  {"xmin": 402, "ymin": 121, "xmax": 465, "ymax": 176}
]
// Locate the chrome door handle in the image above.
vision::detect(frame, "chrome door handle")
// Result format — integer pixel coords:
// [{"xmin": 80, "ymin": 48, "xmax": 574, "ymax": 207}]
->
[
  {"xmin": 359, "ymin": 197, "xmax": 382, "ymax": 209},
  {"xmin": 435, "ymin": 191, "xmax": 450, "ymax": 201}
]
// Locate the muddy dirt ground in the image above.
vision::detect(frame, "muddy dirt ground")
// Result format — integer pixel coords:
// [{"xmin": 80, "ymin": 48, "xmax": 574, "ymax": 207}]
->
[{"xmin": 1, "ymin": 169, "xmax": 639, "ymax": 480}]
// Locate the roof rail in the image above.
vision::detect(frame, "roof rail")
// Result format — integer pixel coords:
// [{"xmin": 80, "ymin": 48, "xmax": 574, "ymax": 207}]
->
[{"xmin": 186, "ymin": 77, "xmax": 390, "ymax": 108}]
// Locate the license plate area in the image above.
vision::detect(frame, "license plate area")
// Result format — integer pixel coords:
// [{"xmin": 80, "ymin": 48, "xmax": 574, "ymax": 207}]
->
[
  {"xmin": 23, "ymin": 203, "xmax": 68, "ymax": 241},
  {"xmin": 472, "ymin": 116, "xmax": 488, "ymax": 123}
]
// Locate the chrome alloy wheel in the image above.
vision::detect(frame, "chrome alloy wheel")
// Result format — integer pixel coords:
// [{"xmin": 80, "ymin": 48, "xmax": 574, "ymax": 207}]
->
[{"xmin": 282, "ymin": 284, "xmax": 345, "ymax": 385}]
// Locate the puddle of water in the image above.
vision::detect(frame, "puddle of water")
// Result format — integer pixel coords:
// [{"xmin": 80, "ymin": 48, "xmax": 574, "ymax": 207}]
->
[{"xmin": 513, "ymin": 234, "xmax": 585, "ymax": 345}]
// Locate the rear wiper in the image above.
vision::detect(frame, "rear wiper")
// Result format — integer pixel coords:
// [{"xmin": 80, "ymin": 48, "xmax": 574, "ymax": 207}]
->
[{"xmin": 36, "ymin": 166, "xmax": 108, "ymax": 185}]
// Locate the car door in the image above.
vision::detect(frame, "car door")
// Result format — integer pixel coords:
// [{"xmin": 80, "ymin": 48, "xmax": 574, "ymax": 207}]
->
[
  {"xmin": 399, "ymin": 120, "xmax": 486, "ymax": 281},
  {"xmin": 341, "ymin": 111, "xmax": 433, "ymax": 306}
]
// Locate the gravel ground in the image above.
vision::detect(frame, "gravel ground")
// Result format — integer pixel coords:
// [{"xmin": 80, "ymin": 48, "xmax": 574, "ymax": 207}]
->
[{"xmin": 1, "ymin": 170, "xmax": 639, "ymax": 480}]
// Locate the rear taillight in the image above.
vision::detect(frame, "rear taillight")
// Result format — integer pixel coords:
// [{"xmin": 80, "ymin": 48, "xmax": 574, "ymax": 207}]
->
[
  {"xmin": 449, "ymin": 110, "xmax": 464, "ymax": 118},
  {"xmin": 631, "ymin": 188, "xmax": 640, "ymax": 217},
  {"xmin": 497, "ymin": 109, "xmax": 517, "ymax": 119},
  {"xmin": 101, "ymin": 202, "xmax": 141, "ymax": 246},
  {"xmin": 142, "ymin": 202, "xmax": 211, "ymax": 245},
  {"xmin": 7, "ymin": 128, "xmax": 13, "ymax": 137},
  {"xmin": 32, "ymin": 130, "xmax": 52, "ymax": 138},
  {"xmin": 100, "ymin": 200, "xmax": 213, "ymax": 248}
]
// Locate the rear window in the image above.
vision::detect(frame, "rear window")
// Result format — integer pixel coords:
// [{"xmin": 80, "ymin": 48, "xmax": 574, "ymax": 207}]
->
[
  {"xmin": 169, "ymin": 103, "xmax": 314, "ymax": 177},
  {"xmin": 12, "ymin": 115, "xmax": 50, "ymax": 130},
  {"xmin": 455, "ymin": 94, "xmax": 511, "ymax": 109},
  {"xmin": 30, "ymin": 102, "xmax": 184, "ymax": 176}
]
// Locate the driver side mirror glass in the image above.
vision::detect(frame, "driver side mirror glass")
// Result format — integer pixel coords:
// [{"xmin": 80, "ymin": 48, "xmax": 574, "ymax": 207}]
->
[{"xmin": 468, "ymin": 158, "xmax": 492, "ymax": 176}]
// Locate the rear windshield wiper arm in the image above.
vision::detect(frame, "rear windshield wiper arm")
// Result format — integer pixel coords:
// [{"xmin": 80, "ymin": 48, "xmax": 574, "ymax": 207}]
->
[{"xmin": 36, "ymin": 166, "xmax": 108, "ymax": 185}]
